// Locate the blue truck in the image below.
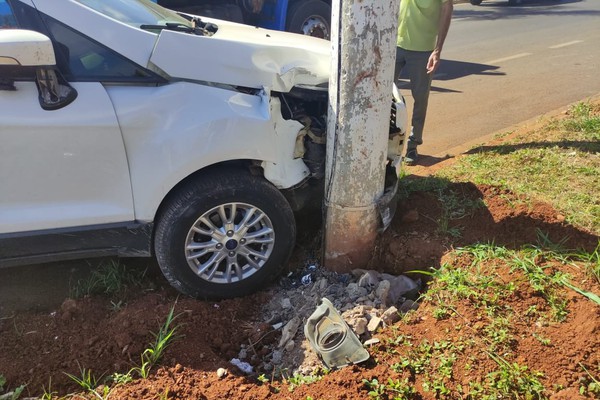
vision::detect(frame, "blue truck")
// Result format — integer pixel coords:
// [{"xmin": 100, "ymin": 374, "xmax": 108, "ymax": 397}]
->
[{"xmin": 153, "ymin": 0, "xmax": 332, "ymax": 39}]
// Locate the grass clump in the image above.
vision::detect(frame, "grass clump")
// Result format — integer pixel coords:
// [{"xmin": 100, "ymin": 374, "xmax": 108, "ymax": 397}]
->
[
  {"xmin": 0, "ymin": 375, "xmax": 25, "ymax": 400},
  {"xmin": 436, "ymin": 101, "xmax": 600, "ymax": 233},
  {"xmin": 70, "ymin": 259, "xmax": 149, "ymax": 299},
  {"xmin": 283, "ymin": 368, "xmax": 329, "ymax": 392},
  {"xmin": 64, "ymin": 366, "xmax": 109, "ymax": 400},
  {"xmin": 130, "ymin": 304, "xmax": 182, "ymax": 379},
  {"xmin": 469, "ymin": 353, "xmax": 546, "ymax": 400},
  {"xmin": 62, "ymin": 304, "xmax": 181, "ymax": 398},
  {"xmin": 363, "ymin": 377, "xmax": 416, "ymax": 400}
]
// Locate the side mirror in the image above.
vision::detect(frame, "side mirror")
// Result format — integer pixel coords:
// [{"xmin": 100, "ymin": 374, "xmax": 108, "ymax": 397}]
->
[
  {"xmin": 0, "ymin": 29, "xmax": 77, "ymax": 110},
  {"xmin": 0, "ymin": 29, "xmax": 56, "ymax": 66}
]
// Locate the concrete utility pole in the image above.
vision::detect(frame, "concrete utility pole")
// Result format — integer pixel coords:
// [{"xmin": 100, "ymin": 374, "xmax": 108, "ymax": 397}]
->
[{"xmin": 324, "ymin": 0, "xmax": 400, "ymax": 272}]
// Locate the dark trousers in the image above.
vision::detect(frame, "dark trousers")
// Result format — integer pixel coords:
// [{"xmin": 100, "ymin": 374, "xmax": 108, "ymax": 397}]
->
[{"xmin": 394, "ymin": 47, "xmax": 433, "ymax": 151}]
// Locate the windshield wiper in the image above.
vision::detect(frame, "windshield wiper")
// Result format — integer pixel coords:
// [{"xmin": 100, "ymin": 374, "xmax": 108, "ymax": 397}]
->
[{"xmin": 141, "ymin": 17, "xmax": 217, "ymax": 37}]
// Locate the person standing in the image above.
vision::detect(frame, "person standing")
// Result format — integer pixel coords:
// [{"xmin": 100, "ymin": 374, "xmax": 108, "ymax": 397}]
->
[{"xmin": 395, "ymin": 0, "xmax": 453, "ymax": 165}]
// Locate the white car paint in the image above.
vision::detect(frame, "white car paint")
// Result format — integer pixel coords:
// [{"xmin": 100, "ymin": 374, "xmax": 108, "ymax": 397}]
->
[
  {"xmin": 149, "ymin": 23, "xmax": 330, "ymax": 92},
  {"xmin": 0, "ymin": 0, "xmax": 406, "ymax": 238},
  {"xmin": 0, "ymin": 81, "xmax": 134, "ymax": 233},
  {"xmin": 0, "ymin": 29, "xmax": 54, "ymax": 65},
  {"xmin": 105, "ymin": 83, "xmax": 309, "ymax": 221},
  {"xmin": 32, "ymin": 0, "xmax": 330, "ymax": 92}
]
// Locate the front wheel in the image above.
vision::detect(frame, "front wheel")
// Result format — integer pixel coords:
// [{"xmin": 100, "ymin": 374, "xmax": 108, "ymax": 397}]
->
[
  {"xmin": 470, "ymin": 0, "xmax": 483, "ymax": 5},
  {"xmin": 154, "ymin": 169, "xmax": 296, "ymax": 299},
  {"xmin": 286, "ymin": 0, "xmax": 331, "ymax": 40}
]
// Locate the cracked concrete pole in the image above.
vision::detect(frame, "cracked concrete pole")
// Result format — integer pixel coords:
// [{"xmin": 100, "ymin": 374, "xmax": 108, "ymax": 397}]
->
[{"xmin": 324, "ymin": 0, "xmax": 400, "ymax": 273}]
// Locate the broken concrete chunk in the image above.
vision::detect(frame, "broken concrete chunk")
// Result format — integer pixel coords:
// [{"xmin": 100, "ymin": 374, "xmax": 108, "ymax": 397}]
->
[
  {"xmin": 357, "ymin": 270, "xmax": 380, "ymax": 288},
  {"xmin": 375, "ymin": 280, "xmax": 391, "ymax": 306},
  {"xmin": 345, "ymin": 282, "xmax": 368, "ymax": 301},
  {"xmin": 278, "ymin": 316, "xmax": 301, "ymax": 348},
  {"xmin": 230, "ymin": 358, "xmax": 253, "ymax": 374},
  {"xmin": 367, "ymin": 316, "xmax": 382, "ymax": 332},
  {"xmin": 399, "ymin": 299, "xmax": 420, "ymax": 313},
  {"xmin": 284, "ymin": 339, "xmax": 295, "ymax": 353},
  {"xmin": 349, "ymin": 317, "xmax": 368, "ymax": 336},
  {"xmin": 353, "ymin": 270, "xmax": 421, "ymax": 305},
  {"xmin": 281, "ymin": 298, "xmax": 292, "ymax": 309},
  {"xmin": 381, "ymin": 306, "xmax": 401, "ymax": 325}
]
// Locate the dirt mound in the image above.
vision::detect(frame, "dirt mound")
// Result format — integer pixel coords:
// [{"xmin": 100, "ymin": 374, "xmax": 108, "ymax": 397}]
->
[{"xmin": 1, "ymin": 182, "xmax": 598, "ymax": 399}]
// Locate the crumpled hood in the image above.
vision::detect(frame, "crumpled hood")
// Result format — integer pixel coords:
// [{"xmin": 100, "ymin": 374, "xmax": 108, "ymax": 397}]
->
[{"xmin": 149, "ymin": 19, "xmax": 331, "ymax": 92}]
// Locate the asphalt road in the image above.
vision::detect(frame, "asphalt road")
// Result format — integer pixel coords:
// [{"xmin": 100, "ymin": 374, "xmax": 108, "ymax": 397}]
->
[{"xmin": 398, "ymin": 0, "xmax": 600, "ymax": 159}]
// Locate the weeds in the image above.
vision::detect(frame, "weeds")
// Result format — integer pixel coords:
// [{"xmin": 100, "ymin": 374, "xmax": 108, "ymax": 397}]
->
[
  {"xmin": 130, "ymin": 304, "xmax": 182, "ymax": 379},
  {"xmin": 0, "ymin": 374, "xmax": 25, "ymax": 400},
  {"xmin": 64, "ymin": 365, "xmax": 109, "ymax": 400},
  {"xmin": 109, "ymin": 372, "xmax": 133, "ymax": 385},
  {"xmin": 40, "ymin": 379, "xmax": 58, "ymax": 400},
  {"xmin": 483, "ymin": 353, "xmax": 545, "ymax": 400},
  {"xmin": 59, "ymin": 305, "xmax": 180, "ymax": 400},
  {"xmin": 435, "ymin": 188, "xmax": 484, "ymax": 238},
  {"xmin": 403, "ymin": 238, "xmax": 599, "ymax": 398},
  {"xmin": 363, "ymin": 378, "xmax": 415, "ymax": 399},
  {"xmin": 283, "ymin": 370, "xmax": 326, "ymax": 392},
  {"xmin": 509, "ymin": 248, "xmax": 570, "ymax": 321},
  {"xmin": 363, "ymin": 378, "xmax": 386, "ymax": 399},
  {"xmin": 70, "ymin": 259, "xmax": 148, "ymax": 299},
  {"xmin": 578, "ymin": 362, "xmax": 600, "ymax": 397}
]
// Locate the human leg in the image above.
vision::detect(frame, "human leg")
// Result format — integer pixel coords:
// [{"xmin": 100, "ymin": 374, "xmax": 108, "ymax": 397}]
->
[
  {"xmin": 403, "ymin": 49, "xmax": 433, "ymax": 152},
  {"xmin": 394, "ymin": 47, "xmax": 407, "ymax": 82}
]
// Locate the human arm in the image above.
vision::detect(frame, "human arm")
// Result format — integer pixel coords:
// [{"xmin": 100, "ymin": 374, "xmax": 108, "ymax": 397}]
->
[{"xmin": 426, "ymin": 0, "xmax": 453, "ymax": 74}]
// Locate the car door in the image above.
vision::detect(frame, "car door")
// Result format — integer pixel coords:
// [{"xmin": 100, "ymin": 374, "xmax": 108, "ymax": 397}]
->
[{"xmin": 0, "ymin": 0, "xmax": 134, "ymax": 234}]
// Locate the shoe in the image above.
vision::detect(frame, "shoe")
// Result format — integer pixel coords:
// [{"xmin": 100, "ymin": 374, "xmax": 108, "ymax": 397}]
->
[{"xmin": 405, "ymin": 148, "xmax": 418, "ymax": 166}]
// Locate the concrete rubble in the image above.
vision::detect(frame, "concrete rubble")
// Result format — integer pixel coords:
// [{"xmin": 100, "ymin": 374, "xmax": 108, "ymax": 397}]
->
[{"xmin": 235, "ymin": 262, "xmax": 421, "ymax": 375}]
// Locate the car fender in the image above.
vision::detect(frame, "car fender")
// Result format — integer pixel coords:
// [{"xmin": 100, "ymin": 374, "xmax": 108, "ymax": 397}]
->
[{"xmin": 105, "ymin": 82, "xmax": 309, "ymax": 222}]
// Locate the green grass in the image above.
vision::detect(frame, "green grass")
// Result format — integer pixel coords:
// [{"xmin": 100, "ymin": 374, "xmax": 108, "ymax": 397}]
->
[
  {"xmin": 436, "ymin": 102, "xmax": 600, "ymax": 234},
  {"xmin": 0, "ymin": 374, "xmax": 25, "ymax": 400},
  {"xmin": 64, "ymin": 366, "xmax": 110, "ymax": 400},
  {"xmin": 130, "ymin": 304, "xmax": 182, "ymax": 379},
  {"xmin": 399, "ymin": 238, "xmax": 599, "ymax": 398},
  {"xmin": 283, "ymin": 369, "xmax": 328, "ymax": 392},
  {"xmin": 363, "ymin": 377, "xmax": 416, "ymax": 400},
  {"xmin": 399, "ymin": 178, "xmax": 485, "ymax": 238},
  {"xmin": 59, "ymin": 304, "xmax": 181, "ymax": 399},
  {"xmin": 70, "ymin": 259, "xmax": 149, "ymax": 299},
  {"xmin": 481, "ymin": 353, "xmax": 546, "ymax": 400}
]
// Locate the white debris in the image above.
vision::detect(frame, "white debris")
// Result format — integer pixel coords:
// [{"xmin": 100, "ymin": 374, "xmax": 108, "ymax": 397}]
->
[
  {"xmin": 363, "ymin": 338, "xmax": 380, "ymax": 346},
  {"xmin": 216, "ymin": 368, "xmax": 228, "ymax": 378},
  {"xmin": 367, "ymin": 316, "xmax": 382, "ymax": 332},
  {"xmin": 230, "ymin": 358, "xmax": 253, "ymax": 374}
]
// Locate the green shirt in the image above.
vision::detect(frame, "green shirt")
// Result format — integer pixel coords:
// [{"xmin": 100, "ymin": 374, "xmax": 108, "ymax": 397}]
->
[{"xmin": 397, "ymin": 0, "xmax": 448, "ymax": 52}]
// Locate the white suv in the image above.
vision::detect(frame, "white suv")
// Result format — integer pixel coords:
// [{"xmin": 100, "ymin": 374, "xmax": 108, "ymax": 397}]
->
[{"xmin": 0, "ymin": 0, "xmax": 407, "ymax": 298}]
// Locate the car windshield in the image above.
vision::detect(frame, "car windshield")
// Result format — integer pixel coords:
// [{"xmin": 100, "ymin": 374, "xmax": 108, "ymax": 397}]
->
[{"xmin": 74, "ymin": 0, "xmax": 191, "ymax": 28}]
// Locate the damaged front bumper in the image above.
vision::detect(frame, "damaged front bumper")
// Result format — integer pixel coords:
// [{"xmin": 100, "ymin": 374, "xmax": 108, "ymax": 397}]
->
[
  {"xmin": 279, "ymin": 83, "xmax": 408, "ymax": 233},
  {"xmin": 378, "ymin": 84, "xmax": 408, "ymax": 232}
]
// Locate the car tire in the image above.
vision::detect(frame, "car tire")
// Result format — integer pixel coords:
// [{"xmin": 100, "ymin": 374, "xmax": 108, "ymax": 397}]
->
[
  {"xmin": 470, "ymin": 0, "xmax": 483, "ymax": 4},
  {"xmin": 286, "ymin": 0, "xmax": 331, "ymax": 40},
  {"xmin": 508, "ymin": 0, "xmax": 522, "ymax": 5},
  {"xmin": 154, "ymin": 169, "xmax": 296, "ymax": 299}
]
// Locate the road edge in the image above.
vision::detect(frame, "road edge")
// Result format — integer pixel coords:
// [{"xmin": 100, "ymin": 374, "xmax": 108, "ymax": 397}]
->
[{"xmin": 407, "ymin": 92, "xmax": 600, "ymax": 176}]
